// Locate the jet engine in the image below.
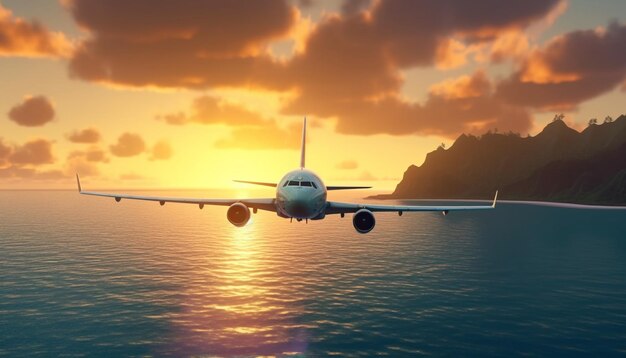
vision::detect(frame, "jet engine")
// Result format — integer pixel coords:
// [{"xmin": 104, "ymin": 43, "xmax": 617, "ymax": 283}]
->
[
  {"xmin": 227, "ymin": 202, "xmax": 251, "ymax": 227},
  {"xmin": 353, "ymin": 209, "xmax": 375, "ymax": 234}
]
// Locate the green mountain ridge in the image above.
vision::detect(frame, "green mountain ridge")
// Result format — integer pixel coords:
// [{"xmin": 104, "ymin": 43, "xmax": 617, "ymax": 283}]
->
[{"xmin": 371, "ymin": 114, "xmax": 626, "ymax": 205}]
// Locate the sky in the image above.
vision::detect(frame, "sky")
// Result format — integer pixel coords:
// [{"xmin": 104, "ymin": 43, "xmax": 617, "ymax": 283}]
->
[{"xmin": 1, "ymin": 0, "xmax": 625, "ymax": 190}]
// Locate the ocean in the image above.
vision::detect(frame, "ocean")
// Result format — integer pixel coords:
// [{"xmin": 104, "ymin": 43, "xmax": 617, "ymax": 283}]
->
[{"xmin": 1, "ymin": 190, "xmax": 626, "ymax": 356}]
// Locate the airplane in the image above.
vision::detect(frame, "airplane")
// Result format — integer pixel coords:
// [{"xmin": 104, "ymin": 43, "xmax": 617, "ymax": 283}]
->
[{"xmin": 76, "ymin": 118, "xmax": 497, "ymax": 234}]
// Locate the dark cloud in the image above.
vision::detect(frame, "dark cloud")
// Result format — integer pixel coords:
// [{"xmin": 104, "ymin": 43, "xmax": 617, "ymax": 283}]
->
[
  {"xmin": 496, "ymin": 22, "xmax": 626, "ymax": 110},
  {"xmin": 341, "ymin": 0, "xmax": 371, "ymax": 16},
  {"xmin": 67, "ymin": 0, "xmax": 295, "ymax": 89},
  {"xmin": 287, "ymin": 70, "xmax": 531, "ymax": 137},
  {"xmin": 66, "ymin": 0, "xmax": 565, "ymax": 137},
  {"xmin": 109, "ymin": 133, "xmax": 146, "ymax": 157},
  {"xmin": 150, "ymin": 140, "xmax": 173, "ymax": 160},
  {"xmin": 0, "ymin": 4, "xmax": 71, "ymax": 57},
  {"xmin": 298, "ymin": 0, "xmax": 314, "ymax": 8},
  {"xmin": 280, "ymin": 0, "xmax": 560, "ymax": 136},
  {"xmin": 159, "ymin": 96, "xmax": 266, "ymax": 126},
  {"xmin": 9, "ymin": 139, "xmax": 55, "ymax": 166},
  {"xmin": 8, "ymin": 96, "xmax": 55, "ymax": 127},
  {"xmin": 67, "ymin": 128, "xmax": 101, "ymax": 143}
]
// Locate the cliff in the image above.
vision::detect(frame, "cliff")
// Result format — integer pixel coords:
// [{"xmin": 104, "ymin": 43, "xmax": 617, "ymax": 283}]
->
[{"xmin": 374, "ymin": 115, "xmax": 626, "ymax": 205}]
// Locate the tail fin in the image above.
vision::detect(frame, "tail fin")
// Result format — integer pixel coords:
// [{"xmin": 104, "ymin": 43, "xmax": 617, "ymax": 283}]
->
[{"xmin": 300, "ymin": 117, "xmax": 306, "ymax": 169}]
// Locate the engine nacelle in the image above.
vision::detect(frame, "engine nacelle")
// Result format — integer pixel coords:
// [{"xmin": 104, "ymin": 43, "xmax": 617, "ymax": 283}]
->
[
  {"xmin": 227, "ymin": 202, "xmax": 251, "ymax": 227},
  {"xmin": 353, "ymin": 209, "xmax": 375, "ymax": 234}
]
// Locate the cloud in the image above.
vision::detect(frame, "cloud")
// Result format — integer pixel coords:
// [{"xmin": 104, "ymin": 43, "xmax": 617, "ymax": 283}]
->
[
  {"xmin": 0, "ymin": 139, "xmax": 11, "ymax": 167},
  {"xmin": 9, "ymin": 139, "xmax": 55, "ymax": 166},
  {"xmin": 341, "ymin": 0, "xmax": 371, "ymax": 16},
  {"xmin": 356, "ymin": 171, "xmax": 377, "ymax": 181},
  {"xmin": 496, "ymin": 22, "xmax": 626, "ymax": 110},
  {"xmin": 65, "ymin": 156, "xmax": 99, "ymax": 177},
  {"xmin": 0, "ymin": 4, "xmax": 72, "ymax": 58},
  {"xmin": 286, "ymin": 70, "xmax": 531, "ymax": 137},
  {"xmin": 65, "ymin": 147, "xmax": 107, "ymax": 177},
  {"xmin": 281, "ymin": 0, "xmax": 560, "ymax": 136},
  {"xmin": 109, "ymin": 133, "xmax": 146, "ymax": 157},
  {"xmin": 336, "ymin": 160, "xmax": 359, "ymax": 170},
  {"xmin": 65, "ymin": 0, "xmax": 563, "ymax": 137},
  {"xmin": 8, "ymin": 96, "xmax": 55, "ymax": 127},
  {"xmin": 67, "ymin": 128, "xmax": 101, "ymax": 143},
  {"xmin": 0, "ymin": 137, "xmax": 62, "ymax": 180},
  {"xmin": 66, "ymin": 0, "xmax": 296, "ymax": 89},
  {"xmin": 150, "ymin": 140, "xmax": 173, "ymax": 160},
  {"xmin": 68, "ymin": 147, "xmax": 109, "ymax": 163},
  {"xmin": 215, "ymin": 122, "xmax": 301, "ymax": 149},
  {"xmin": 160, "ymin": 95, "xmax": 303, "ymax": 149},
  {"xmin": 0, "ymin": 166, "xmax": 65, "ymax": 180},
  {"xmin": 0, "ymin": 137, "xmax": 77, "ymax": 181},
  {"xmin": 159, "ymin": 96, "xmax": 266, "ymax": 126},
  {"xmin": 429, "ymin": 70, "xmax": 491, "ymax": 100}
]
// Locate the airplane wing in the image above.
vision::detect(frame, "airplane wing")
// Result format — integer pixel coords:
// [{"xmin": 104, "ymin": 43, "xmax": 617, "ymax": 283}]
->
[
  {"xmin": 326, "ymin": 186, "xmax": 372, "ymax": 190},
  {"xmin": 76, "ymin": 175, "xmax": 277, "ymax": 212},
  {"xmin": 325, "ymin": 191, "xmax": 498, "ymax": 215}
]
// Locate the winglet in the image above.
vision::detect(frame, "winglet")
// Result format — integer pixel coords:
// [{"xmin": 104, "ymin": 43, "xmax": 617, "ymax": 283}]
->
[
  {"xmin": 492, "ymin": 190, "xmax": 498, "ymax": 208},
  {"xmin": 76, "ymin": 173, "xmax": 82, "ymax": 193},
  {"xmin": 300, "ymin": 117, "xmax": 306, "ymax": 169}
]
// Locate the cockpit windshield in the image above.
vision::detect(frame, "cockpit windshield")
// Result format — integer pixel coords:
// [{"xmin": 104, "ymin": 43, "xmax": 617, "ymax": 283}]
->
[{"xmin": 283, "ymin": 180, "xmax": 317, "ymax": 188}]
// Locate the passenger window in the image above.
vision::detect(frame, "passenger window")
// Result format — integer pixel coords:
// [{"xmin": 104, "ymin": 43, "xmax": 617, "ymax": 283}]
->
[{"xmin": 301, "ymin": 181, "xmax": 312, "ymax": 187}]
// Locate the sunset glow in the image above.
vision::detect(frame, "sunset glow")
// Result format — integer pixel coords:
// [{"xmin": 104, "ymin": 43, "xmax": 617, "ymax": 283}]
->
[{"xmin": 1, "ymin": 0, "xmax": 625, "ymax": 190}]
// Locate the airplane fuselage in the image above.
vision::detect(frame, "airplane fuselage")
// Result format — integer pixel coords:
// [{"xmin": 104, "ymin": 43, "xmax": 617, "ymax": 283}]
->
[{"xmin": 276, "ymin": 168, "xmax": 327, "ymax": 220}]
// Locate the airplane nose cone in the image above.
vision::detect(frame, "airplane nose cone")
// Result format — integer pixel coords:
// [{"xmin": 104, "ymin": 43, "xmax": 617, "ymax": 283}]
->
[
  {"xmin": 285, "ymin": 190, "xmax": 315, "ymax": 218},
  {"xmin": 288, "ymin": 201, "xmax": 310, "ymax": 217}
]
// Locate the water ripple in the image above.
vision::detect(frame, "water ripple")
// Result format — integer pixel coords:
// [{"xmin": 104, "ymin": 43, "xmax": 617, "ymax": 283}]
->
[{"xmin": 1, "ymin": 191, "xmax": 626, "ymax": 356}]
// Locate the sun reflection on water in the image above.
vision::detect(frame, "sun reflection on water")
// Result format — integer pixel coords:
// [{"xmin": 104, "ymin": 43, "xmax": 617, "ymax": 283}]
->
[{"xmin": 166, "ymin": 220, "xmax": 307, "ymax": 356}]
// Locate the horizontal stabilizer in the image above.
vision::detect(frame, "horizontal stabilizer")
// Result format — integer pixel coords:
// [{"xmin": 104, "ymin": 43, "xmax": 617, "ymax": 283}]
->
[
  {"xmin": 326, "ymin": 185, "xmax": 372, "ymax": 190},
  {"xmin": 234, "ymin": 180, "xmax": 277, "ymax": 187}
]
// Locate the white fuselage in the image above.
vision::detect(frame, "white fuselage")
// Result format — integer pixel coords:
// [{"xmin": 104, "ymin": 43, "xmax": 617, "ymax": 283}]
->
[{"xmin": 276, "ymin": 169, "xmax": 327, "ymax": 219}]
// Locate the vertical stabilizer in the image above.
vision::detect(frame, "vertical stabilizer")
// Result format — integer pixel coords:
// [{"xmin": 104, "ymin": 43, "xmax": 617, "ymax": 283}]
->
[{"xmin": 300, "ymin": 117, "xmax": 306, "ymax": 168}]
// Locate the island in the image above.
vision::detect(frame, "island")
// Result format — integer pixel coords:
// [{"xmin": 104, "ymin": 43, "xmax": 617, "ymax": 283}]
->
[{"xmin": 371, "ymin": 115, "xmax": 626, "ymax": 205}]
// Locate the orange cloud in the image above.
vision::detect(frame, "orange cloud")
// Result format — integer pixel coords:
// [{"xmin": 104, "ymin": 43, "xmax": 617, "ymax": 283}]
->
[
  {"xmin": 150, "ymin": 140, "xmax": 173, "ymax": 160},
  {"xmin": 65, "ymin": 0, "xmax": 562, "ymax": 138},
  {"xmin": 336, "ymin": 160, "xmax": 359, "ymax": 170},
  {"xmin": 65, "ymin": 156, "xmax": 99, "ymax": 177},
  {"xmin": 8, "ymin": 96, "xmax": 55, "ymax": 127},
  {"xmin": 160, "ymin": 96, "xmax": 266, "ymax": 126},
  {"xmin": 0, "ymin": 4, "xmax": 72, "ymax": 58},
  {"xmin": 67, "ymin": 128, "xmax": 101, "ymax": 143},
  {"xmin": 110, "ymin": 133, "xmax": 146, "ymax": 157},
  {"xmin": 9, "ymin": 139, "xmax": 55, "ymax": 166},
  {"xmin": 429, "ymin": 70, "xmax": 491, "ymax": 100},
  {"xmin": 497, "ymin": 22, "xmax": 626, "ymax": 110},
  {"xmin": 0, "ymin": 139, "xmax": 11, "ymax": 167},
  {"xmin": 489, "ymin": 30, "xmax": 530, "ymax": 63},
  {"xmin": 215, "ymin": 122, "xmax": 301, "ymax": 150},
  {"xmin": 67, "ymin": 0, "xmax": 296, "ymax": 89},
  {"xmin": 0, "ymin": 166, "xmax": 65, "ymax": 180},
  {"xmin": 0, "ymin": 137, "xmax": 63, "ymax": 180},
  {"xmin": 68, "ymin": 147, "xmax": 108, "ymax": 163}
]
